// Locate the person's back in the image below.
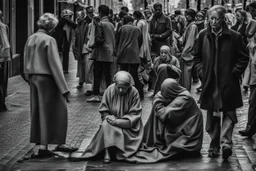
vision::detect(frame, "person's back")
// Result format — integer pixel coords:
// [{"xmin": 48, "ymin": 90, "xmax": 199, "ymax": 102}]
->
[{"xmin": 117, "ymin": 24, "xmax": 142, "ymax": 64}]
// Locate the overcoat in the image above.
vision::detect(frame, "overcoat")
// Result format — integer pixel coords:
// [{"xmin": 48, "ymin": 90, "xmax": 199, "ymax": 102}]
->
[
  {"xmin": 194, "ymin": 23, "xmax": 249, "ymax": 111},
  {"xmin": 149, "ymin": 14, "xmax": 172, "ymax": 56},
  {"xmin": 24, "ymin": 30, "xmax": 69, "ymax": 144},
  {"xmin": 91, "ymin": 17, "xmax": 115, "ymax": 62},
  {"xmin": 116, "ymin": 24, "xmax": 142, "ymax": 64}
]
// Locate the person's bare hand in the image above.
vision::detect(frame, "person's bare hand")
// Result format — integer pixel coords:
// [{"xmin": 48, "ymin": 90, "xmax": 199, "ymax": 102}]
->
[{"xmin": 106, "ymin": 115, "xmax": 117, "ymax": 126}]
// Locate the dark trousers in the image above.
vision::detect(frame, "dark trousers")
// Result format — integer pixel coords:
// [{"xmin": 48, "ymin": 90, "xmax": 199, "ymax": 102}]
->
[
  {"xmin": 247, "ymin": 85, "xmax": 256, "ymax": 131},
  {"xmin": 206, "ymin": 110, "xmax": 237, "ymax": 150},
  {"xmin": 62, "ymin": 43, "xmax": 70, "ymax": 72},
  {"xmin": 119, "ymin": 64, "xmax": 144, "ymax": 98},
  {"xmin": 93, "ymin": 61, "xmax": 112, "ymax": 95},
  {"xmin": 0, "ymin": 62, "xmax": 8, "ymax": 110}
]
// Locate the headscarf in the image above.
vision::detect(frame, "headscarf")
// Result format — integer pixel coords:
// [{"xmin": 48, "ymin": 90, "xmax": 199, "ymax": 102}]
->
[
  {"xmin": 113, "ymin": 71, "xmax": 135, "ymax": 87},
  {"xmin": 160, "ymin": 78, "xmax": 186, "ymax": 101},
  {"xmin": 160, "ymin": 45, "xmax": 172, "ymax": 62}
]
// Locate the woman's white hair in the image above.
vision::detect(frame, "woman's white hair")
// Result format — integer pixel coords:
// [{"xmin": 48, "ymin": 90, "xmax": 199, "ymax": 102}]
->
[
  {"xmin": 208, "ymin": 5, "xmax": 226, "ymax": 20},
  {"xmin": 37, "ymin": 13, "xmax": 58, "ymax": 32}
]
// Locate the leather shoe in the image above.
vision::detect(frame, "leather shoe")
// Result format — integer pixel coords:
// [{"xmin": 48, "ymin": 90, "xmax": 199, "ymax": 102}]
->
[
  {"xmin": 239, "ymin": 129, "xmax": 254, "ymax": 138},
  {"xmin": 54, "ymin": 145, "xmax": 78, "ymax": 152},
  {"xmin": 222, "ymin": 146, "xmax": 232, "ymax": 160},
  {"xmin": 208, "ymin": 147, "xmax": 220, "ymax": 158}
]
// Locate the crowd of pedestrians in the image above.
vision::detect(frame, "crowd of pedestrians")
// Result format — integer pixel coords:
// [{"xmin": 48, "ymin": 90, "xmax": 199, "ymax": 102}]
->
[{"xmin": 2, "ymin": 0, "xmax": 256, "ymax": 165}]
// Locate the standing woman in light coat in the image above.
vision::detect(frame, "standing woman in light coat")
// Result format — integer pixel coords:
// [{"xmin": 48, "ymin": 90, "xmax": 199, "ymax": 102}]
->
[{"xmin": 24, "ymin": 13, "xmax": 76, "ymax": 157}]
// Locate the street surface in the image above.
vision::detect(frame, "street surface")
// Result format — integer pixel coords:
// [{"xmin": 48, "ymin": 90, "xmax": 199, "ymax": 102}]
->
[{"xmin": 0, "ymin": 54, "xmax": 256, "ymax": 171}]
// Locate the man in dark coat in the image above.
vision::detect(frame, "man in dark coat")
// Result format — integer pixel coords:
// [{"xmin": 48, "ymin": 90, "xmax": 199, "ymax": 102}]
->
[
  {"xmin": 148, "ymin": 3, "xmax": 172, "ymax": 91},
  {"xmin": 116, "ymin": 15, "xmax": 143, "ymax": 99},
  {"xmin": 149, "ymin": 3, "xmax": 172, "ymax": 60},
  {"xmin": 52, "ymin": 9, "xmax": 77, "ymax": 74},
  {"xmin": 194, "ymin": 5, "xmax": 249, "ymax": 160},
  {"xmin": 87, "ymin": 5, "xmax": 115, "ymax": 102},
  {"xmin": 73, "ymin": 7, "xmax": 93, "ymax": 89}
]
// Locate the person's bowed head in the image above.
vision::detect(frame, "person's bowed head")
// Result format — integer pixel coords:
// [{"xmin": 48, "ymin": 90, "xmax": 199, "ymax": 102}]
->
[{"xmin": 113, "ymin": 71, "xmax": 134, "ymax": 95}]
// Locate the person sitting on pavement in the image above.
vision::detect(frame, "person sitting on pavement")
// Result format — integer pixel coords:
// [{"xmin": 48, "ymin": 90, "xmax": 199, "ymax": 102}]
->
[
  {"xmin": 23, "ymin": 13, "xmax": 77, "ymax": 158},
  {"xmin": 124, "ymin": 78, "xmax": 203, "ymax": 163},
  {"xmin": 70, "ymin": 71, "xmax": 143, "ymax": 164},
  {"xmin": 153, "ymin": 45, "xmax": 181, "ymax": 95}
]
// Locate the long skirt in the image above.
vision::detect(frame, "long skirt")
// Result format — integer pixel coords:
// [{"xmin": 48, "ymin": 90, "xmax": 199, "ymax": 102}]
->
[
  {"xmin": 180, "ymin": 59, "xmax": 193, "ymax": 92},
  {"xmin": 29, "ymin": 74, "xmax": 67, "ymax": 145}
]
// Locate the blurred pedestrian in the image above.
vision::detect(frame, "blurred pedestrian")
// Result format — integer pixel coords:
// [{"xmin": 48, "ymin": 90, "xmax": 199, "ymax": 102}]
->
[
  {"xmin": 24, "ymin": 13, "xmax": 77, "ymax": 157},
  {"xmin": 174, "ymin": 10, "xmax": 186, "ymax": 36},
  {"xmin": 144, "ymin": 9, "xmax": 153, "ymax": 23},
  {"xmin": 116, "ymin": 15, "xmax": 144, "ymax": 99},
  {"xmin": 133, "ymin": 10, "xmax": 152, "ymax": 91},
  {"xmin": 180, "ymin": 9, "xmax": 198, "ymax": 92},
  {"xmin": 0, "ymin": 10, "xmax": 11, "ymax": 112},
  {"xmin": 195, "ymin": 11, "xmax": 206, "ymax": 33},
  {"xmin": 73, "ymin": 8, "xmax": 93, "ymax": 89},
  {"xmin": 149, "ymin": 3, "xmax": 172, "ymax": 60},
  {"xmin": 87, "ymin": 5, "xmax": 115, "ymax": 102},
  {"xmin": 239, "ymin": 2, "xmax": 256, "ymax": 138},
  {"xmin": 194, "ymin": 5, "xmax": 249, "ymax": 160},
  {"xmin": 231, "ymin": 9, "xmax": 250, "ymax": 92},
  {"xmin": 52, "ymin": 9, "xmax": 77, "ymax": 74}
]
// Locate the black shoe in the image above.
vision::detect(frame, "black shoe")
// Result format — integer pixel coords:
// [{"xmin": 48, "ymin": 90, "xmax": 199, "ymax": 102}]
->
[
  {"xmin": 54, "ymin": 145, "xmax": 78, "ymax": 153},
  {"xmin": 222, "ymin": 146, "xmax": 232, "ymax": 160},
  {"xmin": 239, "ymin": 129, "xmax": 254, "ymax": 138},
  {"xmin": 208, "ymin": 147, "xmax": 220, "ymax": 158}
]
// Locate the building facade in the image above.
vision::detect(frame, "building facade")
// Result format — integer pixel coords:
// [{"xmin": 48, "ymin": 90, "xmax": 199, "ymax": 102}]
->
[{"xmin": 0, "ymin": 0, "xmax": 57, "ymax": 77}]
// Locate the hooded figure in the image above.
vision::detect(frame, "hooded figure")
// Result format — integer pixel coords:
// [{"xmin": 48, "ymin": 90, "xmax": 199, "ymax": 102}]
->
[
  {"xmin": 70, "ymin": 71, "xmax": 143, "ymax": 164},
  {"xmin": 153, "ymin": 45, "xmax": 181, "ymax": 95},
  {"xmin": 125, "ymin": 78, "xmax": 203, "ymax": 163}
]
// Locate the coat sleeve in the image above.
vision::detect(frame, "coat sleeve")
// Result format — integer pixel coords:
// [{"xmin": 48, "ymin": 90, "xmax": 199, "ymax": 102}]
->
[
  {"xmin": 181, "ymin": 25, "xmax": 198, "ymax": 61},
  {"xmin": 233, "ymin": 34, "xmax": 249, "ymax": 77},
  {"xmin": 122, "ymin": 89, "xmax": 142, "ymax": 128},
  {"xmin": 155, "ymin": 95, "xmax": 189, "ymax": 124},
  {"xmin": 156, "ymin": 17, "xmax": 172, "ymax": 40},
  {"xmin": 47, "ymin": 38, "xmax": 69, "ymax": 94},
  {"xmin": 193, "ymin": 32, "xmax": 203, "ymax": 78},
  {"xmin": 98, "ymin": 87, "xmax": 112, "ymax": 121}
]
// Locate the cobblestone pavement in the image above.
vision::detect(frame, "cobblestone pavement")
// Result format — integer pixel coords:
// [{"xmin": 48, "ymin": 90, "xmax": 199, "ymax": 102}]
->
[{"xmin": 0, "ymin": 55, "xmax": 256, "ymax": 170}]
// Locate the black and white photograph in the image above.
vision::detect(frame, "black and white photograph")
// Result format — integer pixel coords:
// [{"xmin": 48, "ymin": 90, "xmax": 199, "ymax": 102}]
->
[{"xmin": 0, "ymin": 0, "xmax": 256, "ymax": 170}]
